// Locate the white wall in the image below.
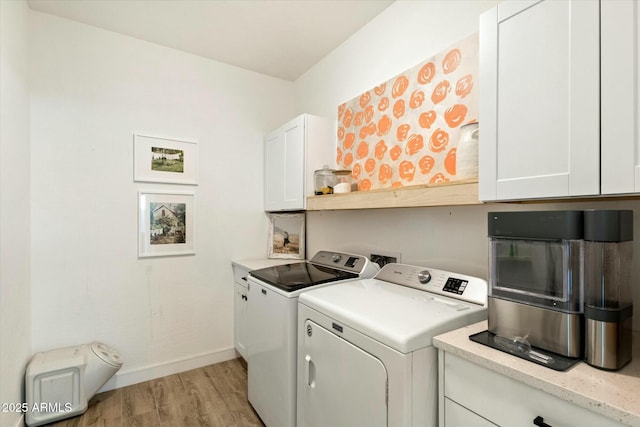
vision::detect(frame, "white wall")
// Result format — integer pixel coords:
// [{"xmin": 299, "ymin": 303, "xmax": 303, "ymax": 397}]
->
[
  {"xmin": 295, "ymin": 0, "xmax": 500, "ymax": 118},
  {"xmin": 0, "ymin": 1, "xmax": 31, "ymax": 426},
  {"xmin": 296, "ymin": 0, "xmax": 640, "ymax": 332},
  {"xmin": 29, "ymin": 11, "xmax": 295, "ymax": 389},
  {"xmin": 295, "ymin": 0, "xmax": 501, "ymax": 268}
]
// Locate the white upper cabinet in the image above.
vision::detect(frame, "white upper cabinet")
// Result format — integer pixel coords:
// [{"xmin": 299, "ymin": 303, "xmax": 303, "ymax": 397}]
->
[
  {"xmin": 264, "ymin": 116, "xmax": 305, "ymax": 211},
  {"xmin": 601, "ymin": 0, "xmax": 640, "ymax": 194},
  {"xmin": 479, "ymin": 0, "xmax": 600, "ymax": 201},
  {"xmin": 264, "ymin": 114, "xmax": 334, "ymax": 211}
]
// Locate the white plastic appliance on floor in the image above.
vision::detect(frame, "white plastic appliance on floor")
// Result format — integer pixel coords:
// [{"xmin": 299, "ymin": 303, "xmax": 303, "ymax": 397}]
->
[{"xmin": 25, "ymin": 341, "xmax": 122, "ymax": 426}]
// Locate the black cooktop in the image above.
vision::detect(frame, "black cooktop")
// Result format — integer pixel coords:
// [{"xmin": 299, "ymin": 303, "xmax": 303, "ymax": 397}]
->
[{"xmin": 249, "ymin": 262, "xmax": 359, "ymax": 292}]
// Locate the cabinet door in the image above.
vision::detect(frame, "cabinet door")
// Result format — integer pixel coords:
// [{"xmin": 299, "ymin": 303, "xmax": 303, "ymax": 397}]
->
[
  {"xmin": 601, "ymin": 0, "xmax": 640, "ymax": 194},
  {"xmin": 479, "ymin": 1, "xmax": 600, "ymax": 201},
  {"xmin": 443, "ymin": 353, "xmax": 624, "ymax": 427},
  {"xmin": 233, "ymin": 282, "xmax": 248, "ymax": 359},
  {"xmin": 444, "ymin": 398, "xmax": 497, "ymax": 427},
  {"xmin": 264, "ymin": 129, "xmax": 284, "ymax": 211},
  {"xmin": 264, "ymin": 116, "xmax": 305, "ymax": 211}
]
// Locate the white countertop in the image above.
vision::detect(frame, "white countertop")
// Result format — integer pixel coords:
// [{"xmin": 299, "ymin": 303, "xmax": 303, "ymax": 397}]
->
[
  {"xmin": 232, "ymin": 257, "xmax": 301, "ymax": 271},
  {"xmin": 433, "ymin": 321, "xmax": 640, "ymax": 426}
]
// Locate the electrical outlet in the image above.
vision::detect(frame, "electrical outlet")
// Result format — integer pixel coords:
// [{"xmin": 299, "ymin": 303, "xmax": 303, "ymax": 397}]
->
[{"xmin": 370, "ymin": 254, "xmax": 397, "ymax": 268}]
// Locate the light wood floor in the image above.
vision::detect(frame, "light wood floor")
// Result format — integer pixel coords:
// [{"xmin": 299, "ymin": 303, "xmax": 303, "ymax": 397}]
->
[{"xmin": 45, "ymin": 358, "xmax": 264, "ymax": 427}]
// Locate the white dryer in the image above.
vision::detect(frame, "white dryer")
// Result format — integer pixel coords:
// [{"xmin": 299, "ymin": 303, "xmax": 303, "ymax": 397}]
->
[{"xmin": 296, "ymin": 263, "xmax": 487, "ymax": 427}]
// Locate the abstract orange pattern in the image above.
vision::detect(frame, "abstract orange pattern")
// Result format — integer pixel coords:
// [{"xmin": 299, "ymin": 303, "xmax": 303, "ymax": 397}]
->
[{"xmin": 336, "ymin": 33, "xmax": 479, "ymax": 190}]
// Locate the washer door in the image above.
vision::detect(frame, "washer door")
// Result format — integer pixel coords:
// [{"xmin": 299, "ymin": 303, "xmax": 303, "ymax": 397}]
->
[{"xmin": 298, "ymin": 319, "xmax": 388, "ymax": 427}]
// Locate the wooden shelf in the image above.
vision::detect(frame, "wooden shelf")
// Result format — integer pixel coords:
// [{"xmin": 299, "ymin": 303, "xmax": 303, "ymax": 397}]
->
[{"xmin": 306, "ymin": 180, "xmax": 481, "ymax": 211}]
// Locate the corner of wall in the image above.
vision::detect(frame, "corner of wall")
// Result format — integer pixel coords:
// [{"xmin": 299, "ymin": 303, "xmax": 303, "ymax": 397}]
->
[{"xmin": 0, "ymin": 1, "xmax": 32, "ymax": 425}]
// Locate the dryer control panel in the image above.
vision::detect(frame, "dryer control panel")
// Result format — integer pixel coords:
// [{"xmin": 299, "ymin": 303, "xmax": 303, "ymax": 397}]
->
[
  {"xmin": 309, "ymin": 250, "xmax": 380, "ymax": 276},
  {"xmin": 373, "ymin": 263, "xmax": 487, "ymax": 306}
]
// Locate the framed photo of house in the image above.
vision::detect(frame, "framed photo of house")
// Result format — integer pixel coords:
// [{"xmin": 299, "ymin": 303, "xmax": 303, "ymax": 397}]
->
[
  {"xmin": 134, "ymin": 133, "xmax": 198, "ymax": 185},
  {"xmin": 268, "ymin": 213, "xmax": 305, "ymax": 259},
  {"xmin": 138, "ymin": 190, "xmax": 195, "ymax": 257}
]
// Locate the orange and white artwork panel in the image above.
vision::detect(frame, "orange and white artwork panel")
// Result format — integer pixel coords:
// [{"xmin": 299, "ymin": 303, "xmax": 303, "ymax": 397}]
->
[{"xmin": 337, "ymin": 32, "xmax": 479, "ymax": 191}]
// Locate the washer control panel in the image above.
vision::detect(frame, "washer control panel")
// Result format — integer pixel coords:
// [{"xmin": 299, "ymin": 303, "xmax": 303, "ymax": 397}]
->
[{"xmin": 373, "ymin": 263, "xmax": 487, "ymax": 306}]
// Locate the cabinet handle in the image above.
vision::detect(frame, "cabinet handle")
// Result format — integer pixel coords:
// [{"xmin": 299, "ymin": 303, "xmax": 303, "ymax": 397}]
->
[
  {"xmin": 242, "ymin": 295, "xmax": 247, "ymax": 301},
  {"xmin": 241, "ymin": 276, "xmax": 247, "ymax": 281},
  {"xmin": 261, "ymin": 289, "xmax": 267, "ymax": 295},
  {"xmin": 533, "ymin": 416, "xmax": 552, "ymax": 427}
]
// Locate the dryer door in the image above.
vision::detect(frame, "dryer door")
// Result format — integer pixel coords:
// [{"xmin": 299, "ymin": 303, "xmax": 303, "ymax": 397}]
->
[{"xmin": 298, "ymin": 319, "xmax": 388, "ymax": 427}]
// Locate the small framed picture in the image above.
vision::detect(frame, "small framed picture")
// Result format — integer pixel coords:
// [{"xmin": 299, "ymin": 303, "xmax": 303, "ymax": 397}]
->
[
  {"xmin": 268, "ymin": 213, "xmax": 305, "ymax": 259},
  {"xmin": 138, "ymin": 190, "xmax": 195, "ymax": 257},
  {"xmin": 134, "ymin": 133, "xmax": 198, "ymax": 185}
]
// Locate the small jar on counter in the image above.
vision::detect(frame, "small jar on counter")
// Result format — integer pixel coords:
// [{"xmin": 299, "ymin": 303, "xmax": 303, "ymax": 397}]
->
[
  {"xmin": 314, "ymin": 166, "xmax": 336, "ymax": 195},
  {"xmin": 333, "ymin": 170, "xmax": 353, "ymax": 193}
]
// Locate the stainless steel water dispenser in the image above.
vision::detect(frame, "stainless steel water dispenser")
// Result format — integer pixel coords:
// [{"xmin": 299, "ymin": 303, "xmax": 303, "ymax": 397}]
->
[{"xmin": 584, "ymin": 210, "xmax": 634, "ymax": 370}]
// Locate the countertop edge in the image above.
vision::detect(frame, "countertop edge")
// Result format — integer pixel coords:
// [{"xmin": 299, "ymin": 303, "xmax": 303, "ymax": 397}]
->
[{"xmin": 433, "ymin": 321, "xmax": 640, "ymax": 427}]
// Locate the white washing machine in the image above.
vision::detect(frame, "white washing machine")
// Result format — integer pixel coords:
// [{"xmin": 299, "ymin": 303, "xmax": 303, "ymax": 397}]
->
[
  {"xmin": 246, "ymin": 250, "xmax": 379, "ymax": 427},
  {"xmin": 296, "ymin": 263, "xmax": 487, "ymax": 427}
]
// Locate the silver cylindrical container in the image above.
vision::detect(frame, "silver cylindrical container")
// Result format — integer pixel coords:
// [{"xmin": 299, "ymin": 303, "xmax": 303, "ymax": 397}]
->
[{"xmin": 583, "ymin": 210, "xmax": 633, "ymax": 370}]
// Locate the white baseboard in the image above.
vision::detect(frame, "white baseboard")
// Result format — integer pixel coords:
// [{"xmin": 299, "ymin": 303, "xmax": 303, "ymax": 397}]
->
[
  {"xmin": 1, "ymin": 413, "xmax": 25, "ymax": 427},
  {"xmin": 98, "ymin": 347, "xmax": 238, "ymax": 392}
]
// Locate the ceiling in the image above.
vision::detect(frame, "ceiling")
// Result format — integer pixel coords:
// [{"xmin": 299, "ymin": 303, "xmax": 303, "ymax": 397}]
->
[{"xmin": 26, "ymin": 0, "xmax": 394, "ymax": 81}]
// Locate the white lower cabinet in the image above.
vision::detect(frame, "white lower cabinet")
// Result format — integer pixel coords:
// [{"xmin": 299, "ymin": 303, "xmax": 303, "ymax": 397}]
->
[
  {"xmin": 439, "ymin": 351, "xmax": 624, "ymax": 427},
  {"xmin": 232, "ymin": 265, "xmax": 250, "ymax": 359},
  {"xmin": 444, "ymin": 398, "xmax": 497, "ymax": 427}
]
